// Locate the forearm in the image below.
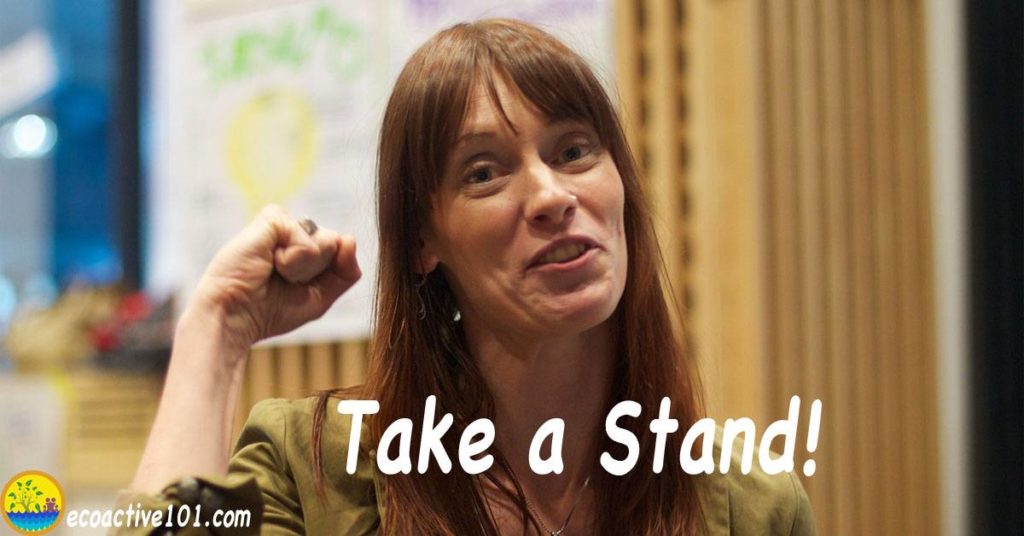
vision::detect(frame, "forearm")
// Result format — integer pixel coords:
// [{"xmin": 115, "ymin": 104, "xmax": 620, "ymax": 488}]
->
[
  {"xmin": 130, "ymin": 304, "xmax": 250, "ymax": 494},
  {"xmin": 127, "ymin": 206, "xmax": 356, "ymax": 495}
]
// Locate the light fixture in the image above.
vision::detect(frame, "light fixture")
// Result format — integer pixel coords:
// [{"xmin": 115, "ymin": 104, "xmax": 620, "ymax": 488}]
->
[{"xmin": 0, "ymin": 114, "xmax": 58, "ymax": 159}]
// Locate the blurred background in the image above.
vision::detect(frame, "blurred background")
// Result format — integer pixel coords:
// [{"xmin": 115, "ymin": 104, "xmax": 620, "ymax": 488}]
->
[{"xmin": 0, "ymin": 0, "xmax": 1019, "ymax": 534}]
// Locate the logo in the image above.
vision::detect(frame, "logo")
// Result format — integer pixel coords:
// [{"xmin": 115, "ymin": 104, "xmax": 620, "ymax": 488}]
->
[{"xmin": 3, "ymin": 471, "xmax": 65, "ymax": 534}]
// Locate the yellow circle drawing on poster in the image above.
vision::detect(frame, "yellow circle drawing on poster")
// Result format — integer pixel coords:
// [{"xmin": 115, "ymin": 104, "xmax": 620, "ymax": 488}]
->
[
  {"xmin": 2, "ymin": 470, "xmax": 65, "ymax": 534},
  {"xmin": 226, "ymin": 89, "xmax": 317, "ymax": 213}
]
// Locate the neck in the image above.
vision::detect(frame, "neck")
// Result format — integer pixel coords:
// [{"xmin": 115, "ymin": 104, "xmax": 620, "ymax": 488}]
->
[{"xmin": 463, "ymin": 316, "xmax": 616, "ymax": 500}]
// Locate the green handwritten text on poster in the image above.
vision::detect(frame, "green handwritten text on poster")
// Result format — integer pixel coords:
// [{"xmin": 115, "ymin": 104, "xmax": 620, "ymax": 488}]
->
[{"xmin": 201, "ymin": 6, "xmax": 367, "ymax": 88}]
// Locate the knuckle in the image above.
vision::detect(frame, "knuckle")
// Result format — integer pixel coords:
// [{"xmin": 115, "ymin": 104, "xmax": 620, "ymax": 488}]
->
[{"xmin": 260, "ymin": 204, "xmax": 289, "ymax": 226}]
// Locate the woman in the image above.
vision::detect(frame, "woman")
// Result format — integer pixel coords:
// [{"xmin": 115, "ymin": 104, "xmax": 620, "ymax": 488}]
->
[{"xmin": 124, "ymin": 19, "xmax": 813, "ymax": 535}]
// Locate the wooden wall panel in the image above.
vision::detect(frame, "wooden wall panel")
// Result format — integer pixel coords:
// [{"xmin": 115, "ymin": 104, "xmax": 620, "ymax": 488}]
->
[
  {"xmin": 339, "ymin": 340, "xmax": 369, "ymax": 388},
  {"xmin": 614, "ymin": 0, "xmax": 644, "ymax": 154},
  {"xmin": 684, "ymin": 0, "xmax": 940, "ymax": 533},
  {"xmin": 276, "ymin": 344, "xmax": 305, "ymax": 399},
  {"xmin": 643, "ymin": 0, "xmax": 687, "ymax": 306},
  {"xmin": 64, "ymin": 373, "xmax": 163, "ymax": 488},
  {"xmin": 233, "ymin": 342, "xmax": 370, "ymax": 435},
  {"xmin": 306, "ymin": 343, "xmax": 337, "ymax": 392},
  {"xmin": 685, "ymin": 0, "xmax": 770, "ymax": 423}
]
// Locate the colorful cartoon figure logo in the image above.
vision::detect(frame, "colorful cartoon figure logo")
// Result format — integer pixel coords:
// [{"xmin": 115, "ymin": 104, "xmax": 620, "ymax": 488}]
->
[{"xmin": 2, "ymin": 471, "xmax": 64, "ymax": 534}]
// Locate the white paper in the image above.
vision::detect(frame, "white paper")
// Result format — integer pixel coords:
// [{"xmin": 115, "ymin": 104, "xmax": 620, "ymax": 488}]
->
[
  {"xmin": 149, "ymin": 0, "xmax": 614, "ymax": 345},
  {"xmin": 388, "ymin": 0, "xmax": 614, "ymax": 87},
  {"xmin": 174, "ymin": 0, "xmax": 382, "ymax": 343}
]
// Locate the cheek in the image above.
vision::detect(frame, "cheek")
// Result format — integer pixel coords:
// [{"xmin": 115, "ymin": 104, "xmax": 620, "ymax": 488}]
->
[
  {"xmin": 436, "ymin": 197, "xmax": 519, "ymax": 270},
  {"xmin": 602, "ymin": 171, "xmax": 628, "ymax": 278},
  {"xmin": 614, "ymin": 184, "xmax": 626, "ymax": 234},
  {"xmin": 600, "ymin": 169, "xmax": 627, "ymax": 236}
]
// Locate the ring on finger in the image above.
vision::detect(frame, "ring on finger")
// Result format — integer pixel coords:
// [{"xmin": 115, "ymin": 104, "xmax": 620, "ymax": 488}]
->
[{"xmin": 298, "ymin": 217, "xmax": 318, "ymax": 236}]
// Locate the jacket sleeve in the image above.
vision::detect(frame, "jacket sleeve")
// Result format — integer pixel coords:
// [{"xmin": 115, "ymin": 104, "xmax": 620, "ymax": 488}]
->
[
  {"xmin": 227, "ymin": 399, "xmax": 305, "ymax": 534},
  {"xmin": 109, "ymin": 400, "xmax": 305, "ymax": 535},
  {"xmin": 787, "ymin": 472, "xmax": 817, "ymax": 536}
]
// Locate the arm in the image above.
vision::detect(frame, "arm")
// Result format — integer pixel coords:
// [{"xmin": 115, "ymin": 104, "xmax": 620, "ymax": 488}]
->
[
  {"xmin": 113, "ymin": 400, "xmax": 305, "ymax": 535},
  {"xmin": 129, "ymin": 204, "xmax": 361, "ymax": 495},
  {"xmin": 129, "ymin": 302, "xmax": 250, "ymax": 494}
]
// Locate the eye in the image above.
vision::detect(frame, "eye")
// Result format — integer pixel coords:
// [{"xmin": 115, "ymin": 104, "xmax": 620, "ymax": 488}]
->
[
  {"xmin": 465, "ymin": 166, "xmax": 494, "ymax": 184},
  {"xmin": 561, "ymin": 145, "xmax": 584, "ymax": 162},
  {"xmin": 556, "ymin": 139, "xmax": 595, "ymax": 165}
]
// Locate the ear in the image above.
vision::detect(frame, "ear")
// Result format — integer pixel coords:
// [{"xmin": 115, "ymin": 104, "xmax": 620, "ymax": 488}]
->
[{"xmin": 415, "ymin": 237, "xmax": 440, "ymax": 274}]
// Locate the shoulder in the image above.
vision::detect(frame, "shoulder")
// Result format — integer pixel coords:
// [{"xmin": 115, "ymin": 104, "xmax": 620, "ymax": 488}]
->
[
  {"xmin": 239, "ymin": 397, "xmax": 344, "ymax": 443},
  {"xmin": 235, "ymin": 396, "xmax": 374, "ymax": 479},
  {"xmin": 231, "ymin": 396, "xmax": 380, "ymax": 530},
  {"xmin": 233, "ymin": 397, "xmax": 318, "ymax": 473},
  {"xmin": 239, "ymin": 396, "xmax": 372, "ymax": 451},
  {"xmin": 696, "ymin": 426, "xmax": 816, "ymax": 535}
]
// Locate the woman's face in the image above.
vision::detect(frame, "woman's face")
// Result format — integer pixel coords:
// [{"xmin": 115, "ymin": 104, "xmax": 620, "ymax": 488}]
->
[{"xmin": 421, "ymin": 75, "xmax": 628, "ymax": 340}]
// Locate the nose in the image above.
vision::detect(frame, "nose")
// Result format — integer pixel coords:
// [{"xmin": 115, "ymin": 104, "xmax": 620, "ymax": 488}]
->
[{"xmin": 523, "ymin": 163, "xmax": 578, "ymax": 228}]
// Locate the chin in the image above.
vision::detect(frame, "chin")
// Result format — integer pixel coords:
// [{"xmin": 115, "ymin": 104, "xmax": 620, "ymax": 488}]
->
[{"xmin": 537, "ymin": 283, "xmax": 622, "ymax": 334}]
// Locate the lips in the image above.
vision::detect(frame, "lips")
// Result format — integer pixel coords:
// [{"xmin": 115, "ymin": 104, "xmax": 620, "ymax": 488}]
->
[
  {"xmin": 538, "ymin": 243, "xmax": 588, "ymax": 265},
  {"xmin": 527, "ymin": 236, "xmax": 600, "ymax": 269}
]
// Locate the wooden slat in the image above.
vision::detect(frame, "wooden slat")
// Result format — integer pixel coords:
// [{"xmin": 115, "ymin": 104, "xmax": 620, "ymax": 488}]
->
[
  {"xmin": 64, "ymin": 448, "xmax": 145, "ymax": 489},
  {"xmin": 908, "ymin": 2, "xmax": 942, "ymax": 532},
  {"xmin": 675, "ymin": 0, "xmax": 692, "ymax": 339},
  {"xmin": 764, "ymin": 0, "xmax": 801, "ymax": 419},
  {"xmin": 842, "ymin": 1, "xmax": 881, "ymax": 532},
  {"xmin": 277, "ymin": 344, "xmax": 306, "ymax": 398},
  {"xmin": 233, "ymin": 360, "xmax": 250, "ymax": 436},
  {"xmin": 891, "ymin": 2, "xmax": 925, "ymax": 535},
  {"xmin": 794, "ymin": 0, "xmax": 828, "ymax": 516},
  {"xmin": 307, "ymin": 343, "xmax": 337, "ymax": 392},
  {"xmin": 867, "ymin": 1, "xmax": 903, "ymax": 533},
  {"xmin": 339, "ymin": 340, "xmax": 368, "ymax": 388},
  {"xmin": 643, "ymin": 0, "xmax": 684, "ymax": 298},
  {"xmin": 818, "ymin": 0, "xmax": 856, "ymax": 532},
  {"xmin": 63, "ymin": 372, "xmax": 163, "ymax": 488},
  {"xmin": 248, "ymin": 346, "xmax": 275, "ymax": 403},
  {"xmin": 613, "ymin": 0, "xmax": 643, "ymax": 151},
  {"xmin": 685, "ymin": 0, "xmax": 769, "ymax": 423},
  {"xmin": 684, "ymin": 0, "xmax": 719, "ymax": 415}
]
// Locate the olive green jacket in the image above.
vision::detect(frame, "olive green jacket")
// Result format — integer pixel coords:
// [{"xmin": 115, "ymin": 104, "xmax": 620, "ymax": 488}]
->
[{"xmin": 115, "ymin": 398, "xmax": 815, "ymax": 535}]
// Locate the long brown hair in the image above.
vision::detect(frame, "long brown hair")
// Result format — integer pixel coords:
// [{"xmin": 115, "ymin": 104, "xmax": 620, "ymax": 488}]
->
[{"xmin": 311, "ymin": 19, "xmax": 705, "ymax": 535}]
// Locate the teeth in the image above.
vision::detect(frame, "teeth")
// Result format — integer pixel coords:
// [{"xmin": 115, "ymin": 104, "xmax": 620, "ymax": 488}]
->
[{"xmin": 539, "ymin": 244, "xmax": 587, "ymax": 265}]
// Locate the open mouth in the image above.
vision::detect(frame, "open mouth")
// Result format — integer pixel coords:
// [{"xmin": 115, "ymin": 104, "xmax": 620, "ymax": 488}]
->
[
  {"xmin": 536, "ymin": 243, "xmax": 592, "ymax": 265},
  {"xmin": 526, "ymin": 237, "xmax": 602, "ymax": 271},
  {"xmin": 527, "ymin": 236, "xmax": 601, "ymax": 271}
]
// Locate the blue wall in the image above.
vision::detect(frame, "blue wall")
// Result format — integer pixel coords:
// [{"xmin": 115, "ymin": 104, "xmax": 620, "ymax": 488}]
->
[{"xmin": 48, "ymin": 0, "xmax": 121, "ymax": 285}]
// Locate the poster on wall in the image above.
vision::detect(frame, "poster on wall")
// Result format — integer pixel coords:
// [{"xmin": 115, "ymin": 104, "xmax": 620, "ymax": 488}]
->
[
  {"xmin": 148, "ymin": 0, "xmax": 613, "ymax": 344},
  {"xmin": 388, "ymin": 0, "xmax": 614, "ymax": 85}
]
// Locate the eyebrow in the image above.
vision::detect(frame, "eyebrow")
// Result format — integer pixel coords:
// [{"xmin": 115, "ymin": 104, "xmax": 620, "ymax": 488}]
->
[
  {"xmin": 453, "ymin": 131, "xmax": 497, "ymax": 148},
  {"xmin": 453, "ymin": 118, "xmax": 585, "ymax": 148}
]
